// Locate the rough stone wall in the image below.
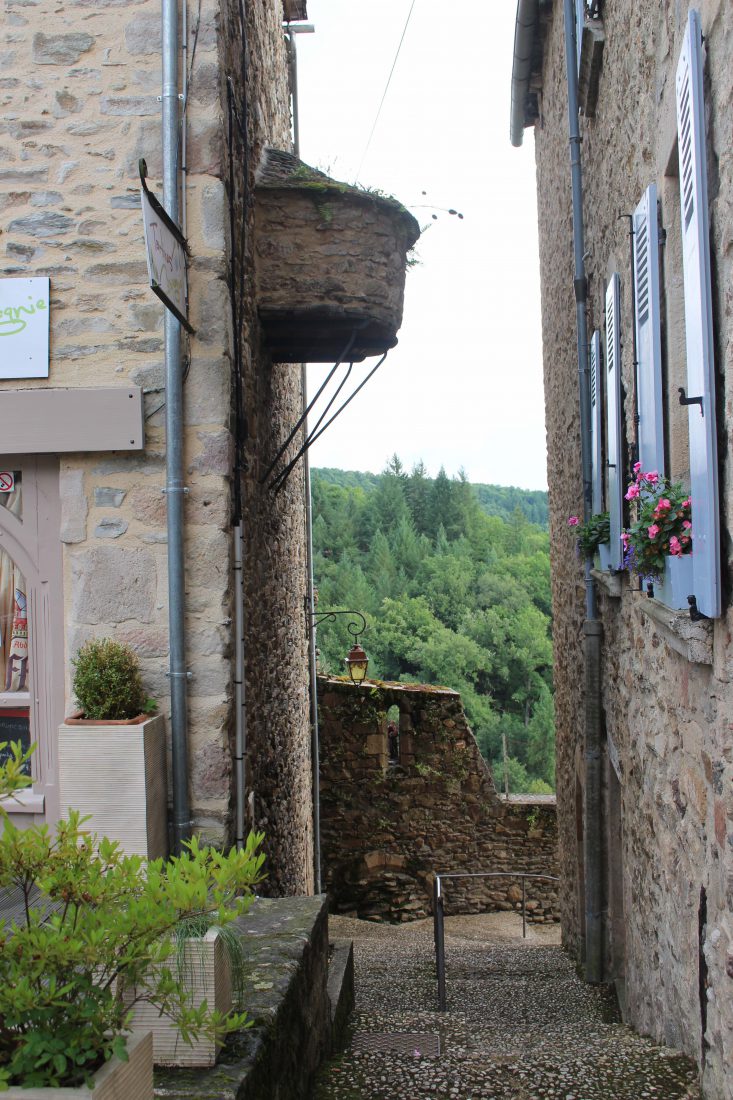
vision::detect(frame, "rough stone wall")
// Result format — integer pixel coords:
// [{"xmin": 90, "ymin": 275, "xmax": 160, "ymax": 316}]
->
[
  {"xmin": 219, "ymin": 0, "xmax": 313, "ymax": 894},
  {"xmin": 532, "ymin": 2, "xmax": 733, "ymax": 1095},
  {"xmin": 1, "ymin": 0, "xmax": 313, "ymax": 891},
  {"xmin": 318, "ymin": 677, "xmax": 559, "ymax": 924}
]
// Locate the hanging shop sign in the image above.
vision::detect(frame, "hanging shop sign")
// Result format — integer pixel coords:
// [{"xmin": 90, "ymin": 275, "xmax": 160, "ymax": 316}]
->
[
  {"xmin": 0, "ymin": 277, "xmax": 50, "ymax": 380},
  {"xmin": 139, "ymin": 159, "xmax": 195, "ymax": 334}
]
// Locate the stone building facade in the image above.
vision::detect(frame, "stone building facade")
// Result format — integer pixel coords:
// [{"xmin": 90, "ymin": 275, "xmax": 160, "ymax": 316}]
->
[
  {"xmin": 511, "ymin": 1, "xmax": 733, "ymax": 1096},
  {"xmin": 0, "ymin": 0, "xmax": 313, "ymax": 893},
  {"xmin": 318, "ymin": 677, "xmax": 559, "ymax": 924}
]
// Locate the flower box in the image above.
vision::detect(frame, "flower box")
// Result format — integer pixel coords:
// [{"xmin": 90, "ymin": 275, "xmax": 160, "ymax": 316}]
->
[
  {"xmin": 597, "ymin": 543, "xmax": 612, "ymax": 571},
  {"xmin": 129, "ymin": 929, "xmax": 233, "ymax": 1068},
  {"xmin": 3, "ymin": 1029, "xmax": 153, "ymax": 1100},
  {"xmin": 254, "ymin": 148, "xmax": 419, "ymax": 363},
  {"xmin": 655, "ymin": 554, "xmax": 694, "ymax": 610},
  {"xmin": 58, "ymin": 713, "xmax": 167, "ymax": 859}
]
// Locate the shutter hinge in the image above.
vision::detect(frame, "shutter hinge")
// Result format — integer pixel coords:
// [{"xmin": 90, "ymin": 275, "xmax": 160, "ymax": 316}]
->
[{"xmin": 679, "ymin": 387, "xmax": 704, "ymax": 416}]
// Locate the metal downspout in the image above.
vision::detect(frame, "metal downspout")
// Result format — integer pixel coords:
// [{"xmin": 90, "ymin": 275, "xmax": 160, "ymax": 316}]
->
[
  {"xmin": 234, "ymin": 520, "xmax": 246, "ymax": 848},
  {"xmin": 162, "ymin": 0, "xmax": 191, "ymax": 855},
  {"xmin": 562, "ymin": 0, "xmax": 603, "ymax": 984},
  {"xmin": 287, "ymin": 25, "xmax": 321, "ymax": 895}
]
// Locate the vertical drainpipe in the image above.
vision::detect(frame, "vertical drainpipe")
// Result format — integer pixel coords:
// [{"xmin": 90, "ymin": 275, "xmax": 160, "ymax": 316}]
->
[
  {"xmin": 287, "ymin": 25, "xmax": 321, "ymax": 895},
  {"xmin": 162, "ymin": 0, "xmax": 192, "ymax": 855},
  {"xmin": 234, "ymin": 519, "xmax": 246, "ymax": 849},
  {"xmin": 562, "ymin": 0, "xmax": 603, "ymax": 984}
]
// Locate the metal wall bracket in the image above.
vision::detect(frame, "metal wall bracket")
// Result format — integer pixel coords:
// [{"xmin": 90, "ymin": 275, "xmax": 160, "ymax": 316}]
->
[{"xmin": 679, "ymin": 387, "xmax": 704, "ymax": 415}]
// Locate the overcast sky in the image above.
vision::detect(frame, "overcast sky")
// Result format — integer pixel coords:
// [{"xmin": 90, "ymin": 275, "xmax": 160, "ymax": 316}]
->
[{"xmin": 295, "ymin": 0, "xmax": 547, "ymax": 490}]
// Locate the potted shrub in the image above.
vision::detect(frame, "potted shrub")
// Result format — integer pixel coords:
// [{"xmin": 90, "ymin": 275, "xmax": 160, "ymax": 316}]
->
[
  {"xmin": 58, "ymin": 640, "xmax": 167, "ymax": 859},
  {"xmin": 622, "ymin": 466, "xmax": 693, "ymax": 609},
  {"xmin": 0, "ymin": 740, "xmax": 265, "ymax": 1095}
]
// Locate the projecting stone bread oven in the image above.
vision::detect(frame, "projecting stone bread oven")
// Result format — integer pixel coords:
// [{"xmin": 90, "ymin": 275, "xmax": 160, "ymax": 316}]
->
[
  {"xmin": 254, "ymin": 148, "xmax": 420, "ymax": 362},
  {"xmin": 317, "ymin": 677, "xmax": 559, "ymax": 924}
]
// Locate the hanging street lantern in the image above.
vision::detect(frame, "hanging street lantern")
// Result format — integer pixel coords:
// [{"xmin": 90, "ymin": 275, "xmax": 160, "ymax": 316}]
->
[{"xmin": 344, "ymin": 642, "xmax": 369, "ymax": 683}]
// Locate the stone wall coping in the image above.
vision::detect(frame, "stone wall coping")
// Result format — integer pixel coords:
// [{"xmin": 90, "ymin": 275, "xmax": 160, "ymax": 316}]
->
[
  {"xmin": 632, "ymin": 592, "xmax": 713, "ymax": 665},
  {"xmin": 501, "ymin": 794, "xmax": 557, "ymax": 807},
  {"xmin": 317, "ymin": 675, "xmax": 460, "ymax": 697}
]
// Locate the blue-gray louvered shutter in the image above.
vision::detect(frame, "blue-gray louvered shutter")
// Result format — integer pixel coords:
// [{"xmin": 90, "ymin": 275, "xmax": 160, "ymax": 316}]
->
[
  {"xmin": 633, "ymin": 184, "xmax": 665, "ymax": 475},
  {"xmin": 676, "ymin": 8, "xmax": 720, "ymax": 618},
  {"xmin": 605, "ymin": 275, "xmax": 624, "ymax": 570},
  {"xmin": 590, "ymin": 330, "xmax": 603, "ymax": 514}
]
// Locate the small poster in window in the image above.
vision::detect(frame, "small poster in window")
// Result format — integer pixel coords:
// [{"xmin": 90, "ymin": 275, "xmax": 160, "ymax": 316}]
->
[
  {"xmin": 0, "ymin": 277, "xmax": 50, "ymax": 379},
  {"xmin": 0, "ymin": 708, "xmax": 31, "ymax": 775},
  {"xmin": 0, "ymin": 473, "xmax": 15, "ymax": 493}
]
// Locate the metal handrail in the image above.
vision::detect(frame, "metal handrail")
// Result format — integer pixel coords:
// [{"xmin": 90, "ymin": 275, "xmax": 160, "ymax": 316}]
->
[{"xmin": 432, "ymin": 871, "xmax": 560, "ymax": 1011}]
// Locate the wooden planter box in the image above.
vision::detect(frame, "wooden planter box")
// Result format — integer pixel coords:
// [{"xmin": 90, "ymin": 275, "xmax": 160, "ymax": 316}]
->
[
  {"xmin": 254, "ymin": 148, "xmax": 420, "ymax": 362},
  {"xmin": 129, "ymin": 929, "xmax": 233, "ymax": 1067},
  {"xmin": 4, "ymin": 1029, "xmax": 153, "ymax": 1099},
  {"xmin": 58, "ymin": 713, "xmax": 167, "ymax": 859}
]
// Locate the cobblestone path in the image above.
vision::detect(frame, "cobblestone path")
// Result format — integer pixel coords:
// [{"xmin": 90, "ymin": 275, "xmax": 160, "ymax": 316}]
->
[{"xmin": 312, "ymin": 913, "xmax": 701, "ymax": 1100}]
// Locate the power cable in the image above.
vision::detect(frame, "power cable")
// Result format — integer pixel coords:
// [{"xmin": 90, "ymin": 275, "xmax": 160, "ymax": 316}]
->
[{"xmin": 354, "ymin": 0, "xmax": 417, "ymax": 183}]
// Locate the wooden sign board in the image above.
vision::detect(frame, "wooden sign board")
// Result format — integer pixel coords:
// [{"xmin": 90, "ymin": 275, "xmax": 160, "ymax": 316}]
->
[
  {"xmin": 139, "ymin": 162, "xmax": 194, "ymax": 333},
  {"xmin": 0, "ymin": 277, "xmax": 50, "ymax": 379}
]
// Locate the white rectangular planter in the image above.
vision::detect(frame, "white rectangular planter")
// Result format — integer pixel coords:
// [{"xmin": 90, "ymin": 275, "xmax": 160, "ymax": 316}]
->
[
  {"xmin": 4, "ymin": 1029, "xmax": 153, "ymax": 1099},
  {"xmin": 58, "ymin": 714, "xmax": 167, "ymax": 859},
  {"xmin": 129, "ymin": 929, "xmax": 233, "ymax": 1067}
]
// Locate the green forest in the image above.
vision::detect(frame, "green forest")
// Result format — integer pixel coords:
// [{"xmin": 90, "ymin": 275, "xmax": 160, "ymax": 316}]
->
[{"xmin": 311, "ymin": 460, "xmax": 555, "ymax": 794}]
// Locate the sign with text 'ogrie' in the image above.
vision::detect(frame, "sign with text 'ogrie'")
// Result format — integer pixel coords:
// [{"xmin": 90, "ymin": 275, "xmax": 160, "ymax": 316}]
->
[{"xmin": 0, "ymin": 277, "xmax": 50, "ymax": 379}]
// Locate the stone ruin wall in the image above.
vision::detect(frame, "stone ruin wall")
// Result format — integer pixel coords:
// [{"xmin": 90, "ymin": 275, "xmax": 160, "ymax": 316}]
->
[
  {"xmin": 318, "ymin": 677, "xmax": 559, "ymax": 924},
  {"xmin": 534, "ymin": 1, "xmax": 733, "ymax": 1092},
  {"xmin": 1, "ymin": 0, "xmax": 313, "ymax": 891}
]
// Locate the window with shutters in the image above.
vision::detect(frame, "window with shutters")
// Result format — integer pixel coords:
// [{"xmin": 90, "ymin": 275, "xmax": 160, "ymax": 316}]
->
[{"xmin": 637, "ymin": 9, "xmax": 721, "ymax": 619}]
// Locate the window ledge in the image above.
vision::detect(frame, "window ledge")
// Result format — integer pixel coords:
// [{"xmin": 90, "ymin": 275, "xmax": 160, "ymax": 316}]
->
[
  {"xmin": 0, "ymin": 789, "xmax": 44, "ymax": 814},
  {"xmin": 592, "ymin": 567, "xmax": 623, "ymax": 598},
  {"xmin": 633, "ymin": 591, "xmax": 713, "ymax": 665}
]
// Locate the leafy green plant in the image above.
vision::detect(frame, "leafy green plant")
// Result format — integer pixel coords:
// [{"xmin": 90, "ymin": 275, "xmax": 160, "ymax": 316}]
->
[
  {"xmin": 0, "ymin": 741, "xmax": 265, "ymax": 1091},
  {"xmin": 72, "ymin": 638, "xmax": 154, "ymax": 720},
  {"xmin": 567, "ymin": 512, "xmax": 610, "ymax": 557}
]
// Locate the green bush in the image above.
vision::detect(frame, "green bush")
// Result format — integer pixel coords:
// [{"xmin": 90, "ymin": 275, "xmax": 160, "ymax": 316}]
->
[
  {"xmin": 0, "ymin": 741, "xmax": 265, "ymax": 1090},
  {"xmin": 72, "ymin": 638, "xmax": 151, "ymax": 720}
]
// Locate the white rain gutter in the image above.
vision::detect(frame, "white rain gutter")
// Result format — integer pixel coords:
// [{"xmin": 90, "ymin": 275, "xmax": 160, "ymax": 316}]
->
[{"xmin": 510, "ymin": 0, "xmax": 541, "ymax": 147}]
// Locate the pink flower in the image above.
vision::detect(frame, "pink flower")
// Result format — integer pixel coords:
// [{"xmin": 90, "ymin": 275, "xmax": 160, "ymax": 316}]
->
[
  {"xmin": 645, "ymin": 471, "xmax": 659, "ymax": 484},
  {"xmin": 568, "ymin": 515, "xmax": 579, "ymax": 527},
  {"xmin": 621, "ymin": 531, "xmax": 630, "ymax": 545},
  {"xmin": 633, "ymin": 461, "xmax": 642, "ymax": 473},
  {"xmin": 682, "ymin": 498, "xmax": 691, "ymax": 508},
  {"xmin": 655, "ymin": 498, "xmax": 671, "ymax": 512},
  {"xmin": 625, "ymin": 484, "xmax": 640, "ymax": 500},
  {"xmin": 682, "ymin": 520, "xmax": 692, "ymax": 530},
  {"xmin": 647, "ymin": 524, "xmax": 660, "ymax": 539},
  {"xmin": 669, "ymin": 536, "xmax": 682, "ymax": 556}
]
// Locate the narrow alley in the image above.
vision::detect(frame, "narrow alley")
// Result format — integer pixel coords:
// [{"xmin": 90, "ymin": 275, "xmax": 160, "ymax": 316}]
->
[{"xmin": 312, "ymin": 914, "xmax": 701, "ymax": 1100}]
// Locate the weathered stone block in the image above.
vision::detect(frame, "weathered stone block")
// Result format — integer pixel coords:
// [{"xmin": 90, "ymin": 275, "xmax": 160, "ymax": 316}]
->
[
  {"xmin": 60, "ymin": 467, "xmax": 87, "ymax": 544},
  {"xmin": 33, "ymin": 32, "xmax": 94, "ymax": 65},
  {"xmin": 71, "ymin": 547, "xmax": 156, "ymax": 624}
]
